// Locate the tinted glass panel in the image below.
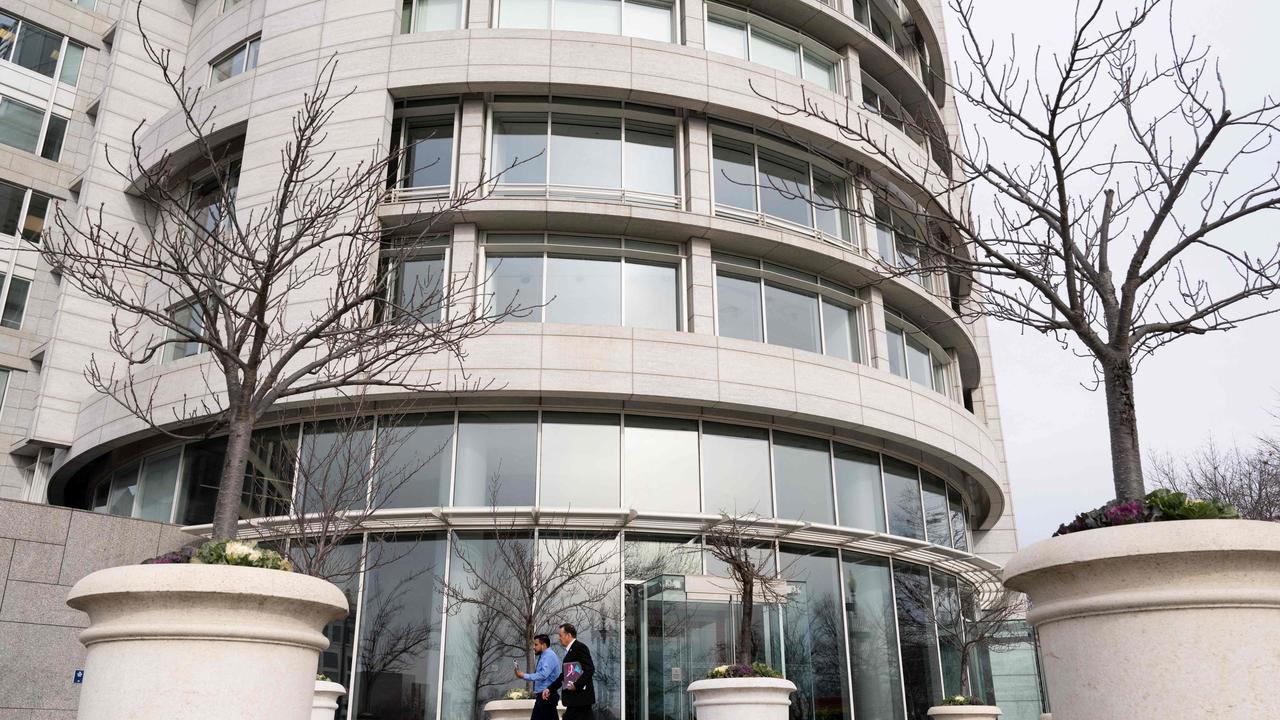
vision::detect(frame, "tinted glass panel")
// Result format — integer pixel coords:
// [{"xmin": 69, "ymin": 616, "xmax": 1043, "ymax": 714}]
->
[
  {"xmin": 555, "ymin": 0, "xmax": 622, "ymax": 33},
  {"xmin": 779, "ymin": 545, "xmax": 851, "ymax": 720},
  {"xmin": 405, "ymin": 117, "xmax": 454, "ymax": 188},
  {"xmin": 948, "ymin": 487, "xmax": 968, "ymax": 551},
  {"xmin": 499, "ymin": 0, "xmax": 550, "ymax": 27},
  {"xmin": 550, "ymin": 114, "xmax": 621, "ymax": 188},
  {"xmin": 0, "ymin": 15, "xmax": 16, "ymax": 61},
  {"xmin": 895, "ymin": 563, "xmax": 944, "ymax": 720},
  {"xmin": 14, "ymin": 23, "xmax": 61, "ymax": 77},
  {"xmin": 906, "ymin": 333, "xmax": 934, "ymax": 389},
  {"xmin": 0, "ymin": 99, "xmax": 43, "ymax": 152},
  {"xmin": 844, "ymin": 553, "xmax": 905, "ymax": 720},
  {"xmin": 758, "ymin": 148, "xmax": 811, "ymax": 226},
  {"xmin": 921, "ymin": 472, "xmax": 951, "ymax": 547},
  {"xmin": 623, "ymin": 415, "xmax": 699, "ymax": 512},
  {"xmin": 624, "ymin": 533, "xmax": 700, "ymax": 578},
  {"xmin": 0, "ymin": 182, "xmax": 21, "ymax": 235},
  {"xmin": 545, "ymin": 255, "xmax": 621, "ymax": 325},
  {"xmin": 395, "ymin": 256, "xmax": 445, "ymax": 323},
  {"xmin": 715, "ymin": 272, "xmax": 762, "ymax": 341},
  {"xmin": 22, "ymin": 192, "xmax": 48, "ymax": 243},
  {"xmin": 712, "ymin": 137, "xmax": 756, "ymax": 210},
  {"xmin": 834, "ymin": 444, "xmax": 885, "ymax": 532},
  {"xmin": 749, "ymin": 28, "xmax": 799, "ymax": 75},
  {"xmin": 933, "ymin": 571, "xmax": 965, "ymax": 696},
  {"xmin": 764, "ymin": 282, "xmax": 819, "ymax": 352},
  {"xmin": 706, "ymin": 17, "xmax": 747, "ymax": 58},
  {"xmin": 297, "ymin": 420, "xmax": 374, "ymax": 513},
  {"xmin": 623, "ymin": 0, "xmax": 673, "ymax": 41},
  {"xmin": 493, "ymin": 114, "xmax": 548, "ymax": 184},
  {"xmin": 540, "ymin": 412, "xmax": 621, "ymax": 507},
  {"xmin": 802, "ymin": 51, "xmax": 837, "ymax": 90},
  {"xmin": 59, "ymin": 42, "xmax": 84, "ymax": 85},
  {"xmin": 773, "ymin": 432, "xmax": 834, "ymax": 523},
  {"xmin": 379, "ymin": 414, "xmax": 454, "ymax": 508},
  {"xmin": 883, "ymin": 457, "xmax": 924, "ymax": 540},
  {"xmin": 623, "ymin": 121, "xmax": 675, "ymax": 195},
  {"xmin": 136, "ymin": 450, "xmax": 181, "ymax": 522},
  {"xmin": 886, "ymin": 324, "xmax": 907, "ymax": 378},
  {"xmin": 1, "ymin": 276, "xmax": 29, "ymax": 329},
  {"xmin": 107, "ymin": 463, "xmax": 138, "ymax": 517},
  {"xmin": 412, "ymin": 0, "xmax": 463, "ymax": 30},
  {"xmin": 454, "ymin": 412, "xmax": 537, "ymax": 505},
  {"xmin": 702, "ymin": 422, "xmax": 771, "ymax": 516},
  {"xmin": 623, "ymin": 259, "xmax": 678, "ymax": 330},
  {"xmin": 821, "ymin": 300, "xmax": 858, "ymax": 362},
  {"xmin": 813, "ymin": 171, "xmax": 846, "ymax": 238},
  {"xmin": 40, "ymin": 113, "xmax": 66, "ymax": 161},
  {"xmin": 486, "ymin": 254, "xmax": 542, "ymax": 321}
]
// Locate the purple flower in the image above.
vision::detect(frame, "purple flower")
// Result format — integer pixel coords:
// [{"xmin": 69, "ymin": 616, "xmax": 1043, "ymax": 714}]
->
[{"xmin": 1102, "ymin": 500, "xmax": 1144, "ymax": 525}]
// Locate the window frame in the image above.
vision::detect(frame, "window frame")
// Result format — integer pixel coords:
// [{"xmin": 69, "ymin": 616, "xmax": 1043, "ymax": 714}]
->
[
  {"xmin": 711, "ymin": 252, "xmax": 865, "ymax": 362},
  {"xmin": 389, "ymin": 100, "xmax": 460, "ymax": 201},
  {"xmin": 0, "ymin": 270, "xmax": 32, "ymax": 330},
  {"xmin": 883, "ymin": 305, "xmax": 954, "ymax": 397},
  {"xmin": 400, "ymin": 0, "xmax": 468, "ymax": 34},
  {"xmin": 493, "ymin": 0, "xmax": 679, "ymax": 42},
  {"xmin": 0, "ymin": 94, "xmax": 69, "ymax": 162},
  {"xmin": 0, "ymin": 12, "xmax": 82, "ymax": 85},
  {"xmin": 873, "ymin": 193, "xmax": 942, "ymax": 295},
  {"xmin": 481, "ymin": 231, "xmax": 687, "ymax": 330},
  {"xmin": 165, "ymin": 298, "xmax": 210, "ymax": 363},
  {"xmin": 209, "ymin": 36, "xmax": 261, "ymax": 85},
  {"xmin": 380, "ymin": 235, "xmax": 452, "ymax": 325},
  {"xmin": 704, "ymin": 3, "xmax": 844, "ymax": 93}
]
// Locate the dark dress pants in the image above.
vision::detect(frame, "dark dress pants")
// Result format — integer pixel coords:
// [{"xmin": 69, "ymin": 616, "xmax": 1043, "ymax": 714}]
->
[
  {"xmin": 561, "ymin": 705, "xmax": 594, "ymax": 720},
  {"xmin": 531, "ymin": 693, "xmax": 560, "ymax": 720}
]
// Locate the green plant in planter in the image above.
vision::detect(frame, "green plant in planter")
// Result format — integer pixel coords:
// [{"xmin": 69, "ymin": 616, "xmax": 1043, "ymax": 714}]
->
[
  {"xmin": 1055, "ymin": 489, "xmax": 1239, "ymax": 536},
  {"xmin": 503, "ymin": 688, "xmax": 533, "ymax": 701},
  {"xmin": 941, "ymin": 695, "xmax": 988, "ymax": 706},
  {"xmin": 705, "ymin": 663, "xmax": 781, "ymax": 679},
  {"xmin": 142, "ymin": 540, "xmax": 293, "ymax": 571}
]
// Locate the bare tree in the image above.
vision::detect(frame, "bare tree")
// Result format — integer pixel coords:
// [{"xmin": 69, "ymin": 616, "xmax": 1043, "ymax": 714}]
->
[
  {"xmin": 1149, "ymin": 436, "xmax": 1280, "ymax": 521},
  {"xmin": 44, "ymin": 9, "xmax": 529, "ymax": 539},
  {"xmin": 755, "ymin": 0, "xmax": 1280, "ymax": 501},
  {"xmin": 703, "ymin": 512, "xmax": 791, "ymax": 666}
]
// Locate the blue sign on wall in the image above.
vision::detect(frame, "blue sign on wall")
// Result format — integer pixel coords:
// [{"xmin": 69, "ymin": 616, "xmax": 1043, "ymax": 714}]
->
[{"xmin": 73, "ymin": 670, "xmax": 84, "ymax": 684}]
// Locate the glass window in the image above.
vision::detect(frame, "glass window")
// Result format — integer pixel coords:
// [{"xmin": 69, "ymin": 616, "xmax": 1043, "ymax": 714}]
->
[
  {"xmin": 0, "ymin": 15, "xmax": 17, "ymax": 61},
  {"xmin": 843, "ymin": 553, "xmax": 905, "ymax": 720},
  {"xmin": 715, "ymin": 272, "xmax": 762, "ymax": 341},
  {"xmin": 712, "ymin": 137, "xmax": 757, "ymax": 211},
  {"xmin": 136, "ymin": 449, "xmax": 182, "ymax": 522},
  {"xmin": 107, "ymin": 463, "xmax": 139, "ymax": 517},
  {"xmin": 41, "ymin": 114, "xmax": 66, "ymax": 161},
  {"xmin": 378, "ymin": 414, "xmax": 454, "ymax": 508},
  {"xmin": 391, "ymin": 256, "xmax": 446, "ymax": 323},
  {"xmin": 773, "ymin": 432, "xmax": 834, "ymax": 523},
  {"xmin": 541, "ymin": 412, "xmax": 621, "ymax": 507},
  {"xmin": 493, "ymin": 113, "xmax": 548, "ymax": 184},
  {"xmin": 623, "ymin": 415, "xmax": 699, "ymax": 513},
  {"xmin": 14, "ymin": 23, "xmax": 61, "ymax": 77},
  {"xmin": 802, "ymin": 51, "xmax": 837, "ymax": 91},
  {"xmin": 883, "ymin": 457, "xmax": 924, "ymax": 540},
  {"xmin": 624, "ymin": 533, "xmax": 700, "ymax": 578},
  {"xmin": 895, "ymin": 562, "xmax": 944, "ymax": 720},
  {"xmin": 757, "ymin": 148, "xmax": 811, "ymax": 227},
  {"xmin": 167, "ymin": 303, "xmax": 205, "ymax": 361},
  {"xmin": 821, "ymin": 300, "xmax": 860, "ymax": 362},
  {"xmin": 211, "ymin": 38, "xmax": 259, "ymax": 83},
  {"xmin": 947, "ymin": 487, "xmax": 968, "ymax": 551},
  {"xmin": 0, "ymin": 182, "xmax": 22, "ymax": 235},
  {"xmin": 623, "ymin": 121, "xmax": 676, "ymax": 196},
  {"xmin": 403, "ymin": 116, "xmax": 454, "ymax": 189},
  {"xmin": 356, "ymin": 536, "xmax": 446, "ymax": 719},
  {"xmin": 922, "ymin": 472, "xmax": 951, "ymax": 547},
  {"xmin": 296, "ymin": 420, "xmax": 375, "ymax": 514},
  {"xmin": 813, "ymin": 170, "xmax": 847, "ymax": 239},
  {"xmin": 550, "ymin": 114, "xmax": 622, "ymax": 189},
  {"xmin": 886, "ymin": 324, "xmax": 907, "ymax": 378},
  {"xmin": 555, "ymin": 0, "xmax": 622, "ymax": 33},
  {"xmin": 403, "ymin": 0, "xmax": 464, "ymax": 31},
  {"xmin": 764, "ymin": 282, "xmax": 819, "ymax": 353},
  {"xmin": 623, "ymin": 259, "xmax": 678, "ymax": 330},
  {"xmin": 0, "ymin": 98, "xmax": 44, "ymax": 153},
  {"xmin": 906, "ymin": 333, "xmax": 934, "ymax": 390},
  {"xmin": 702, "ymin": 422, "xmax": 771, "ymax": 516},
  {"xmin": 58, "ymin": 42, "xmax": 84, "ymax": 86},
  {"xmin": 834, "ymin": 444, "xmax": 885, "ymax": 532},
  {"xmin": 2, "ymin": 276, "xmax": 30, "ymax": 329},
  {"xmin": 545, "ymin": 255, "xmax": 621, "ymax": 325},
  {"xmin": 749, "ymin": 28, "xmax": 799, "ymax": 75},
  {"xmin": 454, "ymin": 412, "xmax": 537, "ymax": 506},
  {"xmin": 933, "ymin": 571, "xmax": 966, "ymax": 696},
  {"xmin": 21, "ymin": 192, "xmax": 48, "ymax": 243},
  {"xmin": 499, "ymin": 0, "xmax": 551, "ymax": 27},
  {"xmin": 623, "ymin": 0, "xmax": 673, "ymax": 41},
  {"xmin": 779, "ymin": 545, "xmax": 851, "ymax": 720},
  {"xmin": 706, "ymin": 16, "xmax": 747, "ymax": 58},
  {"xmin": 486, "ymin": 254, "xmax": 543, "ymax": 321}
]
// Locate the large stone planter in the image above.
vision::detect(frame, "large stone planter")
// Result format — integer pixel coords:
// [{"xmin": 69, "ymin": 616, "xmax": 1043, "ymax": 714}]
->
[
  {"xmin": 686, "ymin": 677, "xmax": 796, "ymax": 720},
  {"xmin": 312, "ymin": 680, "xmax": 346, "ymax": 720},
  {"xmin": 1003, "ymin": 519, "xmax": 1280, "ymax": 720},
  {"xmin": 66, "ymin": 564, "xmax": 349, "ymax": 720},
  {"xmin": 483, "ymin": 698, "xmax": 566, "ymax": 719},
  {"xmin": 928, "ymin": 706, "xmax": 1002, "ymax": 720}
]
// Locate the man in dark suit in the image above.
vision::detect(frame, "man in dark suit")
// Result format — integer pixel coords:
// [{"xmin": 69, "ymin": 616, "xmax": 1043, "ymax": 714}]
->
[{"xmin": 542, "ymin": 623, "xmax": 595, "ymax": 720}]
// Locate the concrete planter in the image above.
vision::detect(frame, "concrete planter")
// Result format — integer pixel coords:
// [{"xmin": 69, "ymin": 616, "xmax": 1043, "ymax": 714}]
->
[
  {"xmin": 66, "ymin": 564, "xmax": 349, "ymax": 720},
  {"xmin": 1003, "ymin": 519, "xmax": 1280, "ymax": 720},
  {"xmin": 686, "ymin": 677, "xmax": 796, "ymax": 720},
  {"xmin": 312, "ymin": 680, "xmax": 346, "ymax": 720},
  {"xmin": 928, "ymin": 706, "xmax": 1002, "ymax": 719},
  {"xmin": 483, "ymin": 698, "xmax": 566, "ymax": 719}
]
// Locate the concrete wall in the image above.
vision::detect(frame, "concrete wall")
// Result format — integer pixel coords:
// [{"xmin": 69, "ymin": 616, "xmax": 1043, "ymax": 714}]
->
[{"xmin": 0, "ymin": 498, "xmax": 196, "ymax": 719}]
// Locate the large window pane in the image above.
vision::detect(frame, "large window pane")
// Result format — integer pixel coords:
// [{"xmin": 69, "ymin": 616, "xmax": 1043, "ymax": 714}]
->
[
  {"xmin": 906, "ymin": 334, "xmax": 934, "ymax": 389},
  {"xmin": 2, "ymin": 276, "xmax": 30, "ymax": 329},
  {"xmin": 107, "ymin": 463, "xmax": 139, "ymax": 517},
  {"xmin": 14, "ymin": 23, "xmax": 61, "ymax": 77},
  {"xmin": 454, "ymin": 412, "xmax": 537, "ymax": 505},
  {"xmin": 933, "ymin": 571, "xmax": 965, "ymax": 696},
  {"xmin": 895, "ymin": 563, "xmax": 944, "ymax": 720},
  {"xmin": 498, "ymin": 0, "xmax": 550, "ymax": 27},
  {"xmin": 702, "ymin": 422, "xmax": 771, "ymax": 516},
  {"xmin": 623, "ymin": 260, "xmax": 678, "ymax": 330},
  {"xmin": 764, "ymin": 282, "xmax": 819, "ymax": 353},
  {"xmin": 624, "ymin": 532, "xmax": 700, "ymax": 578},
  {"xmin": 22, "ymin": 192, "xmax": 48, "ymax": 243},
  {"xmin": 779, "ymin": 545, "xmax": 851, "ymax": 720},
  {"xmin": 545, "ymin": 255, "xmax": 621, "ymax": 325},
  {"xmin": 136, "ymin": 450, "xmax": 181, "ymax": 522},
  {"xmin": 758, "ymin": 149, "xmax": 812, "ymax": 227},
  {"xmin": 802, "ymin": 51, "xmax": 837, "ymax": 91},
  {"xmin": 948, "ymin": 487, "xmax": 969, "ymax": 551},
  {"xmin": 493, "ymin": 114, "xmax": 548, "ymax": 184},
  {"xmin": 706, "ymin": 16, "xmax": 747, "ymax": 58},
  {"xmin": 715, "ymin": 272, "xmax": 762, "ymax": 341},
  {"xmin": 486, "ymin": 254, "xmax": 543, "ymax": 321},
  {"xmin": 623, "ymin": 121, "xmax": 676, "ymax": 195},
  {"xmin": 623, "ymin": 415, "xmax": 699, "ymax": 512},
  {"xmin": 0, "ymin": 15, "xmax": 17, "ymax": 61},
  {"xmin": 887, "ymin": 324, "xmax": 907, "ymax": 378},
  {"xmin": 623, "ymin": 0, "xmax": 673, "ymax": 41},
  {"xmin": 405, "ymin": 117, "xmax": 454, "ymax": 188},
  {"xmin": 773, "ymin": 432, "xmax": 834, "ymax": 524},
  {"xmin": 749, "ymin": 28, "xmax": 799, "ymax": 75},
  {"xmin": 883, "ymin": 457, "xmax": 924, "ymax": 540},
  {"xmin": 379, "ymin": 414, "xmax": 454, "ymax": 509},
  {"xmin": 40, "ymin": 114, "xmax": 66, "ymax": 161},
  {"xmin": 813, "ymin": 171, "xmax": 846, "ymax": 239},
  {"xmin": 712, "ymin": 137, "xmax": 757, "ymax": 211},
  {"xmin": 357, "ymin": 536, "xmax": 447, "ymax": 720},
  {"xmin": 843, "ymin": 553, "xmax": 905, "ymax": 720},
  {"xmin": 834, "ymin": 445, "xmax": 885, "ymax": 532},
  {"xmin": 412, "ymin": 0, "xmax": 463, "ymax": 30},
  {"xmin": 821, "ymin": 300, "xmax": 859, "ymax": 362},
  {"xmin": 550, "ymin": 114, "xmax": 621, "ymax": 188},
  {"xmin": 922, "ymin": 472, "xmax": 951, "ymax": 547},
  {"xmin": 540, "ymin": 412, "xmax": 621, "ymax": 507},
  {"xmin": 0, "ymin": 99, "xmax": 44, "ymax": 153},
  {"xmin": 0, "ymin": 182, "xmax": 22, "ymax": 235},
  {"xmin": 58, "ymin": 42, "xmax": 84, "ymax": 85},
  {"xmin": 554, "ymin": 0, "xmax": 622, "ymax": 33},
  {"xmin": 297, "ymin": 420, "xmax": 375, "ymax": 513},
  {"xmin": 394, "ymin": 256, "xmax": 446, "ymax": 323}
]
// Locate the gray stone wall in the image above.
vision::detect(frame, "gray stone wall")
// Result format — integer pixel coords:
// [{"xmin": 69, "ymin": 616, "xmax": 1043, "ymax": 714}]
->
[{"xmin": 0, "ymin": 498, "xmax": 196, "ymax": 720}]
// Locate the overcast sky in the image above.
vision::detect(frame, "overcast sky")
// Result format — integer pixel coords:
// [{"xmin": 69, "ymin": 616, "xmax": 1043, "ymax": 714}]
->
[{"xmin": 940, "ymin": 0, "xmax": 1280, "ymax": 545}]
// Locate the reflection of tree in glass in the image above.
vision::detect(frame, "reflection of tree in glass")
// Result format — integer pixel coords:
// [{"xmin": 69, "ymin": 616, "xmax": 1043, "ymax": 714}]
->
[{"xmin": 356, "ymin": 571, "xmax": 441, "ymax": 720}]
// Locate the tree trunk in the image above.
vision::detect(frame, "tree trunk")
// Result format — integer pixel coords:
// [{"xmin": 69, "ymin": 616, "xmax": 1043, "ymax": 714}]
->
[
  {"xmin": 959, "ymin": 643, "xmax": 971, "ymax": 698},
  {"xmin": 1103, "ymin": 357, "xmax": 1145, "ymax": 501},
  {"xmin": 212, "ymin": 418, "xmax": 253, "ymax": 539},
  {"xmin": 737, "ymin": 574, "xmax": 754, "ymax": 666}
]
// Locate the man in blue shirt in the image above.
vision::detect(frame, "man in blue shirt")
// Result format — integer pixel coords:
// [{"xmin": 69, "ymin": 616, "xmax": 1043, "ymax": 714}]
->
[{"xmin": 516, "ymin": 633, "xmax": 561, "ymax": 720}]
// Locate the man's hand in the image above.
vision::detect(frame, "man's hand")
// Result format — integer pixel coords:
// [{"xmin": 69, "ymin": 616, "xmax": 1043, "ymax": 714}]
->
[
  {"xmin": 541, "ymin": 689, "xmax": 550, "ymax": 701},
  {"xmin": 566, "ymin": 681, "xmax": 575, "ymax": 691},
  {"xmin": 515, "ymin": 668, "xmax": 524, "ymax": 679}
]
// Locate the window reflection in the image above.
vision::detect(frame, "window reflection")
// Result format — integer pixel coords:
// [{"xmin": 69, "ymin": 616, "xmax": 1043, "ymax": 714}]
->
[
  {"xmin": 453, "ymin": 412, "xmax": 538, "ymax": 506},
  {"xmin": 702, "ymin": 422, "xmax": 772, "ymax": 516},
  {"xmin": 883, "ymin": 457, "xmax": 925, "ymax": 540},
  {"xmin": 894, "ymin": 563, "xmax": 944, "ymax": 720},
  {"xmin": 540, "ymin": 412, "xmax": 621, "ymax": 507},
  {"xmin": 843, "ymin": 553, "xmax": 905, "ymax": 720},
  {"xmin": 780, "ymin": 545, "xmax": 852, "ymax": 720},
  {"xmin": 773, "ymin": 432, "xmax": 834, "ymax": 524},
  {"xmin": 623, "ymin": 415, "xmax": 699, "ymax": 513}
]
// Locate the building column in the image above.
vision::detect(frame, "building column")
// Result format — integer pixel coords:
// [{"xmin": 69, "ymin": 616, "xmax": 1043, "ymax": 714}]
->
[
  {"xmin": 685, "ymin": 115, "xmax": 711, "ymax": 216},
  {"xmin": 450, "ymin": 223, "xmax": 480, "ymax": 319},
  {"xmin": 455, "ymin": 95, "xmax": 487, "ymax": 194},
  {"xmin": 687, "ymin": 237, "xmax": 714, "ymax": 334},
  {"xmin": 683, "ymin": 0, "xmax": 706, "ymax": 48},
  {"xmin": 468, "ymin": 0, "xmax": 493, "ymax": 29},
  {"xmin": 866, "ymin": 286, "xmax": 890, "ymax": 372}
]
